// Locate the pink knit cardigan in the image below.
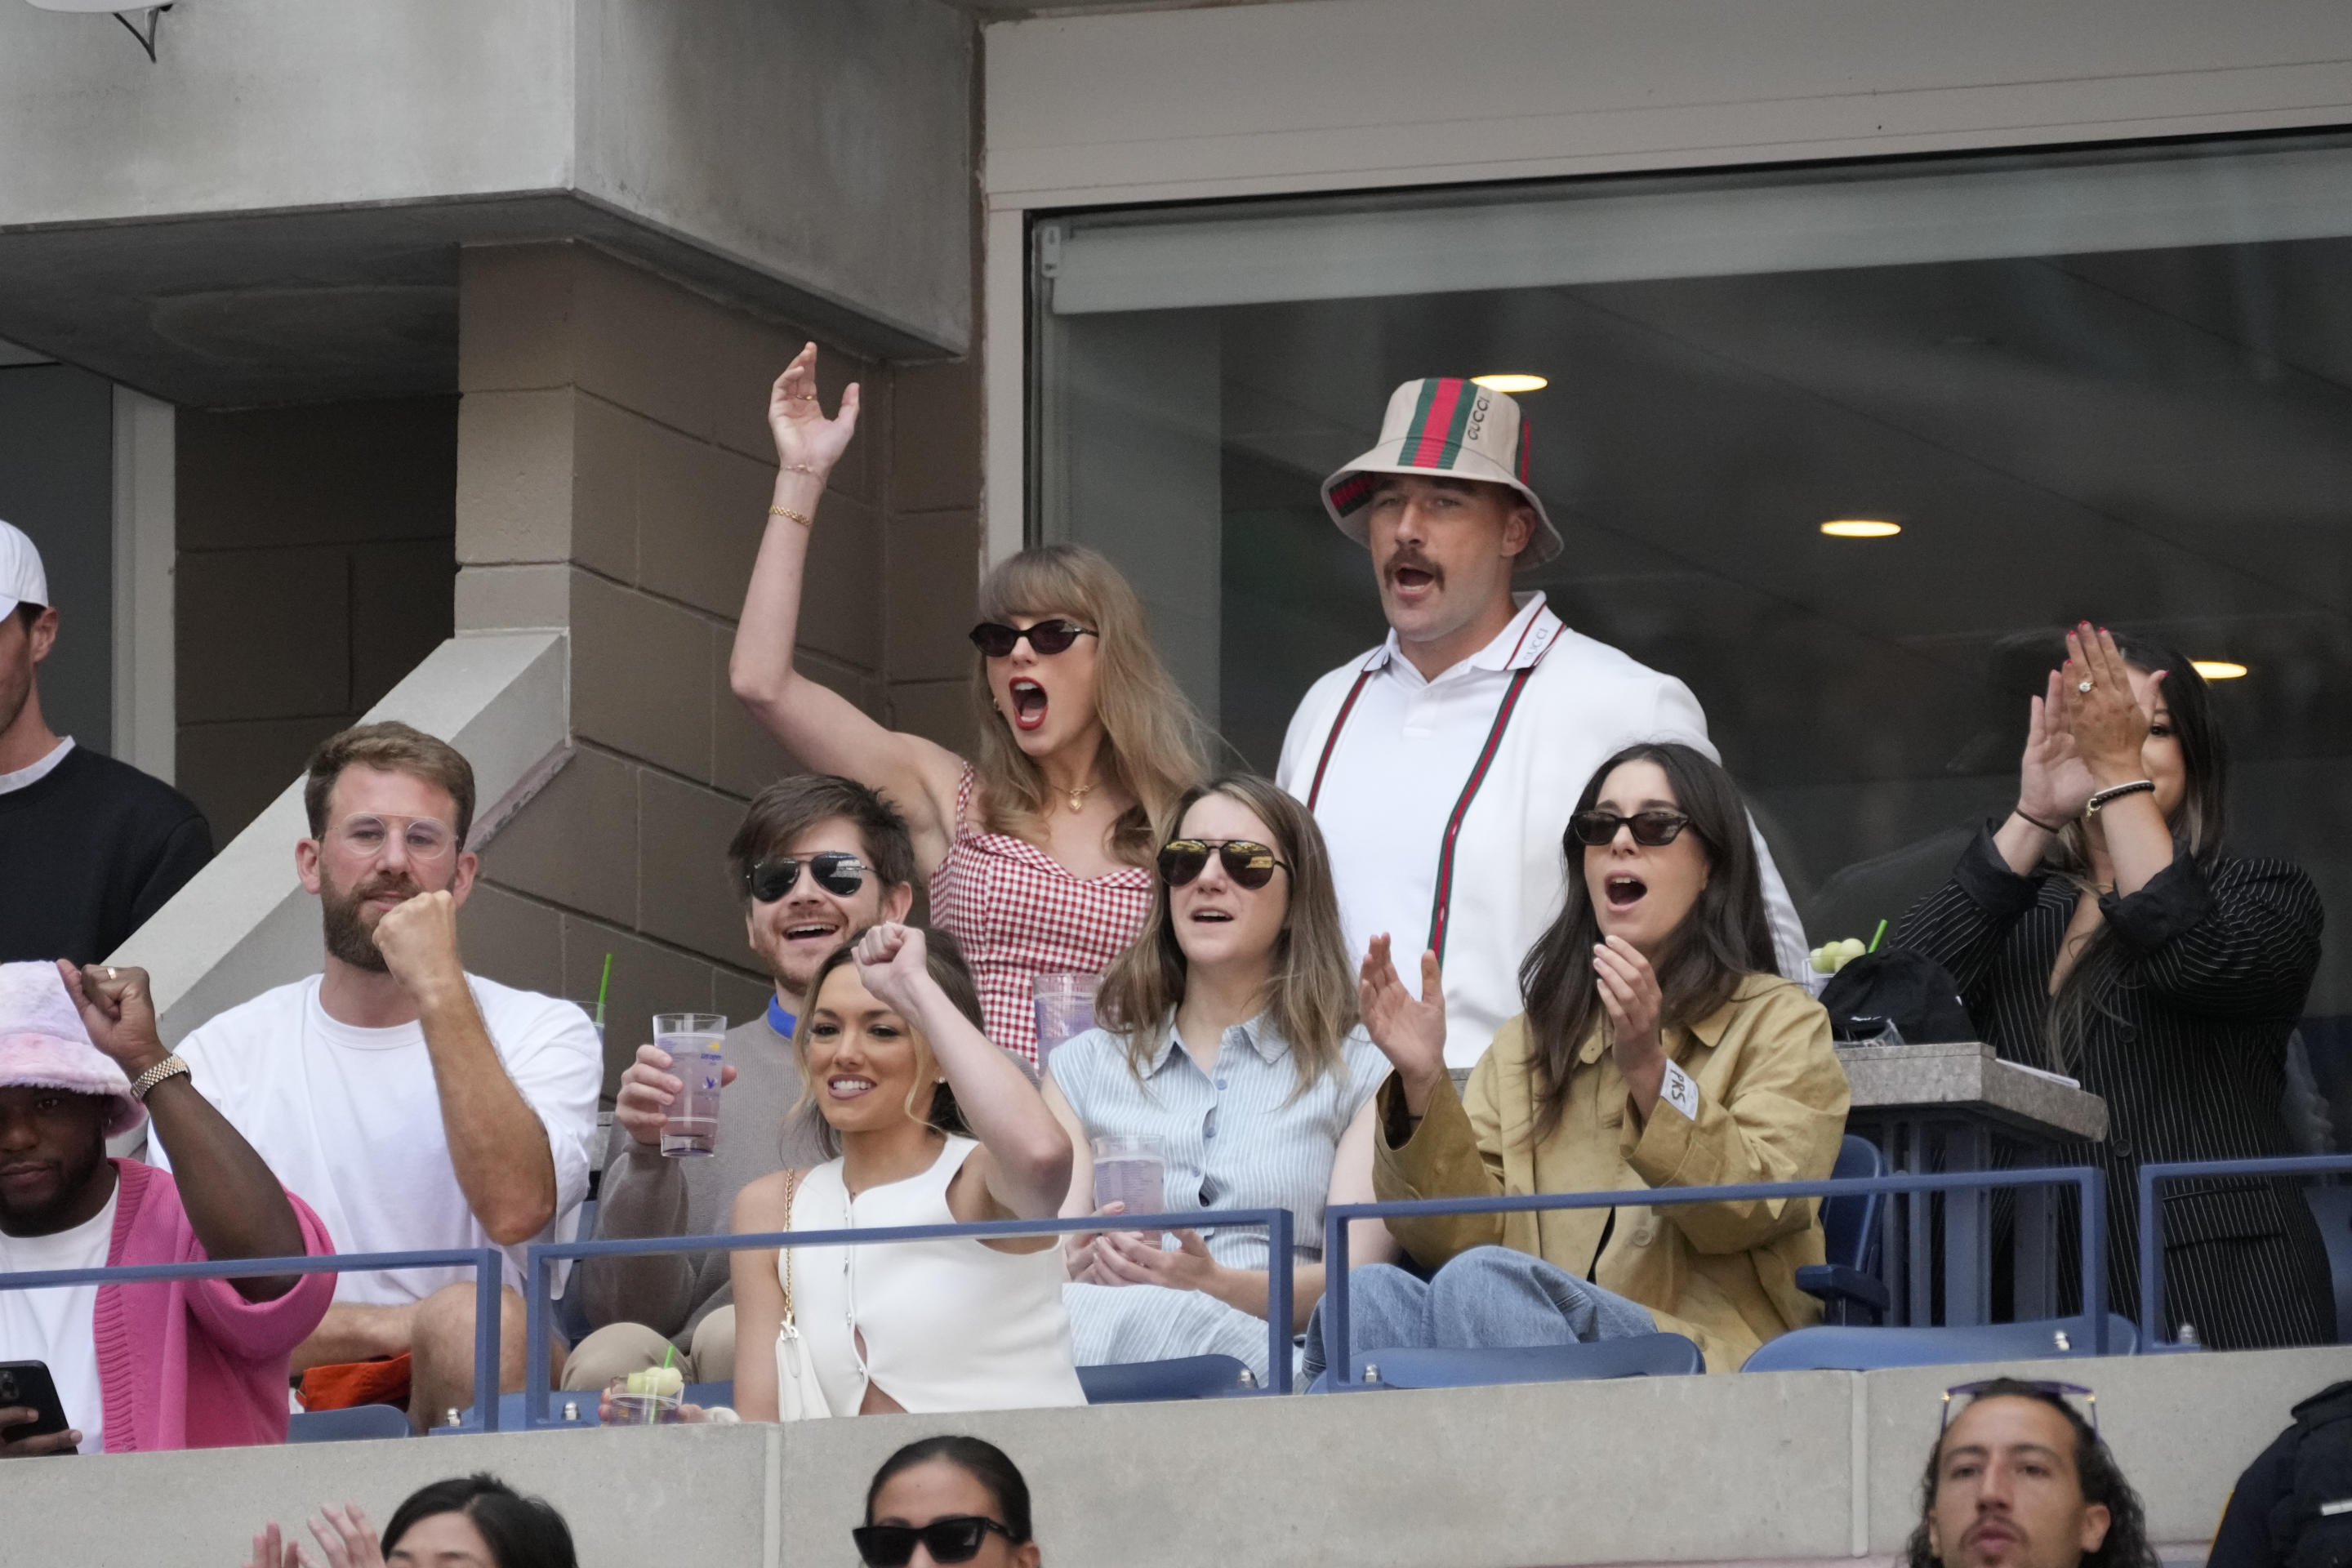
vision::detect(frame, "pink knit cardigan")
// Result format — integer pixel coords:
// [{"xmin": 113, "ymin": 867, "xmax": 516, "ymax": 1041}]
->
[{"xmin": 93, "ymin": 1159, "xmax": 335, "ymax": 1452}]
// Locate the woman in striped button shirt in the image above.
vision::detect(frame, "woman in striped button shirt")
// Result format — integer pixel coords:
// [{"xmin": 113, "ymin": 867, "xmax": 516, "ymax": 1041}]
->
[
  {"xmin": 1897, "ymin": 625, "xmax": 2330, "ymax": 1348},
  {"xmin": 1042, "ymin": 774, "xmax": 1394, "ymax": 1382}
]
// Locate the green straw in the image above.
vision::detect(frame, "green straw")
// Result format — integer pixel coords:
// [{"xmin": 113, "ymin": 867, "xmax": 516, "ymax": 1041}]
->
[
  {"xmin": 1868, "ymin": 918, "xmax": 1887, "ymax": 953},
  {"xmin": 594, "ymin": 952, "xmax": 613, "ymax": 1027}
]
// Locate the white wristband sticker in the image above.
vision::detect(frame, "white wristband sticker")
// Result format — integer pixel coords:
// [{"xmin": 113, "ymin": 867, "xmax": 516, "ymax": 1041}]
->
[{"xmin": 1659, "ymin": 1061, "xmax": 1700, "ymax": 1121}]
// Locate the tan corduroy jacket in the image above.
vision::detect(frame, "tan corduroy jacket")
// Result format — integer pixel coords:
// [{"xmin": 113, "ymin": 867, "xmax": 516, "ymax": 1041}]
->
[{"xmin": 1373, "ymin": 973, "xmax": 1850, "ymax": 1371}]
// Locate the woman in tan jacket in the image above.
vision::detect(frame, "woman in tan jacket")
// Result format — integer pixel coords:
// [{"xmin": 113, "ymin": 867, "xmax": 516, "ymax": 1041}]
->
[{"xmin": 1311, "ymin": 742, "xmax": 1849, "ymax": 1377}]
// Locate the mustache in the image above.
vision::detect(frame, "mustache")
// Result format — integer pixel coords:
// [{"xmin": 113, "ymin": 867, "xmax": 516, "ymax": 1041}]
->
[{"xmin": 1384, "ymin": 547, "xmax": 1442, "ymax": 582}]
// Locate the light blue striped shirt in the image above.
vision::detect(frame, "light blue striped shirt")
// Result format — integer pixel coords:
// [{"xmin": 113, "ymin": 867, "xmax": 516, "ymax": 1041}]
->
[{"xmin": 1047, "ymin": 1013, "xmax": 1386, "ymax": 1272}]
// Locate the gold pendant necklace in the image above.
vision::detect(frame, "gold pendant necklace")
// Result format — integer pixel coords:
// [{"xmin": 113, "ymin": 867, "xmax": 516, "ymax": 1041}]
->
[{"xmin": 1063, "ymin": 780, "xmax": 1097, "ymax": 813}]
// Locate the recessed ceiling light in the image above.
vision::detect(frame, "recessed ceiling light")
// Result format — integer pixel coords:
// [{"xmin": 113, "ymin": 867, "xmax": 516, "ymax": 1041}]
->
[
  {"xmin": 1472, "ymin": 374, "xmax": 1548, "ymax": 393},
  {"xmin": 1820, "ymin": 519, "xmax": 1902, "ymax": 538},
  {"xmin": 2191, "ymin": 660, "xmax": 2248, "ymax": 680}
]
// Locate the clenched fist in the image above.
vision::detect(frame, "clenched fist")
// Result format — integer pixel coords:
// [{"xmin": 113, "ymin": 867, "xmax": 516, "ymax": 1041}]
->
[{"xmin": 369, "ymin": 890, "xmax": 468, "ymax": 1005}]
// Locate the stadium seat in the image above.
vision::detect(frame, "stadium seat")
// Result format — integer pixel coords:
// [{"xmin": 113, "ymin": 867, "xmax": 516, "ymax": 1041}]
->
[
  {"xmin": 1334, "ymin": 1334, "xmax": 1706, "ymax": 1389},
  {"xmin": 2303, "ymin": 1184, "xmax": 2352, "ymax": 1344},
  {"xmin": 287, "ymin": 1403, "xmax": 412, "ymax": 1443},
  {"xmin": 1079, "ymin": 1355, "xmax": 1257, "ymax": 1402},
  {"xmin": 1795, "ymin": 1134, "xmax": 1890, "ymax": 1324},
  {"xmin": 1739, "ymin": 1312, "xmax": 2140, "ymax": 1372}
]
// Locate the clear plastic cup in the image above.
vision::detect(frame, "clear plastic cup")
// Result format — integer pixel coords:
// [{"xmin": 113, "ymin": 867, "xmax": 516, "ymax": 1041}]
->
[
  {"xmin": 655, "ymin": 1013, "xmax": 727, "ymax": 1156},
  {"xmin": 605, "ymin": 1392, "xmax": 682, "ymax": 1426},
  {"xmin": 1091, "ymin": 1132, "xmax": 1168, "ymax": 1246},
  {"xmin": 1032, "ymin": 973, "xmax": 1098, "ymax": 1069}
]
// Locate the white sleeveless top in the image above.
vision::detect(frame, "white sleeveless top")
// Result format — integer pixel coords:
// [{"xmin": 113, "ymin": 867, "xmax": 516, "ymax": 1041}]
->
[{"xmin": 786, "ymin": 1136, "xmax": 1086, "ymax": 1414}]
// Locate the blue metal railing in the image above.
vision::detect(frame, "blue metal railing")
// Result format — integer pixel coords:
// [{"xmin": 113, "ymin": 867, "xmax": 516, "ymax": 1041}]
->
[
  {"xmin": 0, "ymin": 1246, "xmax": 506, "ymax": 1432},
  {"xmin": 521, "ymin": 1206, "xmax": 1296, "ymax": 1426},
  {"xmin": 1321, "ymin": 1165, "xmax": 2109, "ymax": 1383},
  {"xmin": 2137, "ymin": 1152, "xmax": 2352, "ymax": 1348}
]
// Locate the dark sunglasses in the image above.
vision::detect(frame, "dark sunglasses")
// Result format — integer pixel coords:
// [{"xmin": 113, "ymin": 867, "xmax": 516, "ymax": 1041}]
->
[
  {"xmin": 743, "ymin": 853, "xmax": 868, "ymax": 902},
  {"xmin": 969, "ymin": 619, "xmax": 1097, "ymax": 658},
  {"xmin": 1157, "ymin": 838, "xmax": 1289, "ymax": 891},
  {"xmin": 1566, "ymin": 809, "xmax": 1695, "ymax": 849},
  {"xmin": 853, "ymin": 1517, "xmax": 1016, "ymax": 1567},
  {"xmin": 1941, "ymin": 1378, "xmax": 2097, "ymax": 1432}
]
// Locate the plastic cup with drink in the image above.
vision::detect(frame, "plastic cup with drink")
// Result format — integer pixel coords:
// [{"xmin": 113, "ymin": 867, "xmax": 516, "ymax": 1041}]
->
[
  {"xmin": 1091, "ymin": 1132, "xmax": 1168, "ymax": 1248},
  {"xmin": 1032, "ymin": 973, "xmax": 1098, "ymax": 1071},
  {"xmin": 654, "ymin": 1012, "xmax": 727, "ymax": 1156}
]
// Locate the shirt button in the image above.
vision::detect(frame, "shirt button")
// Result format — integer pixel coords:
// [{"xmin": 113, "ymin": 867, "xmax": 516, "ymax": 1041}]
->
[{"xmin": 1216, "ymin": 1080, "xmax": 1228, "ymax": 1090}]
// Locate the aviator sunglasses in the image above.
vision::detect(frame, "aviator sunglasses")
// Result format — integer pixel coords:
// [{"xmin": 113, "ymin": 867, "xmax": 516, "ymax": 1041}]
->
[
  {"xmin": 1157, "ymin": 838, "xmax": 1290, "ymax": 891},
  {"xmin": 742, "ymin": 853, "xmax": 870, "ymax": 902},
  {"xmin": 968, "ymin": 619, "xmax": 1098, "ymax": 658},
  {"xmin": 852, "ymin": 1516, "xmax": 1018, "ymax": 1567},
  {"xmin": 1566, "ymin": 809, "xmax": 1696, "ymax": 849},
  {"xmin": 1942, "ymin": 1378, "xmax": 2097, "ymax": 1432}
]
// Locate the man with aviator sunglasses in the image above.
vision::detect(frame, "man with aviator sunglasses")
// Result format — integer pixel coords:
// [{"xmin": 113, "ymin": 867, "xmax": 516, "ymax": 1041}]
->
[
  {"xmin": 1278, "ymin": 376, "xmax": 1809, "ymax": 1068},
  {"xmin": 567, "ymin": 774, "xmax": 917, "ymax": 1396},
  {"xmin": 1909, "ymin": 1379, "xmax": 2154, "ymax": 1568}
]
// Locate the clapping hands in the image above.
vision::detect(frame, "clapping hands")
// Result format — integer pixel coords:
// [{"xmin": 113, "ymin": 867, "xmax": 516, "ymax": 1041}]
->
[{"xmin": 243, "ymin": 1505, "xmax": 384, "ymax": 1568}]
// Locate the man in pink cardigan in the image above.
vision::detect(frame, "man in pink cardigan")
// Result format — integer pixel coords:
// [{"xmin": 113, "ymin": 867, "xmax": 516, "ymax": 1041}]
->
[{"xmin": 0, "ymin": 960, "xmax": 333, "ymax": 1454}]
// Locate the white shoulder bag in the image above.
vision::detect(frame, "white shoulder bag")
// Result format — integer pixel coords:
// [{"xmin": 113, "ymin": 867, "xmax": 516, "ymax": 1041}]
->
[{"xmin": 775, "ymin": 1169, "xmax": 835, "ymax": 1423}]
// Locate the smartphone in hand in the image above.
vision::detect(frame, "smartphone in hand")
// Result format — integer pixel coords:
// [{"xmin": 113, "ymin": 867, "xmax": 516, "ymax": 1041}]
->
[{"xmin": 0, "ymin": 1361, "xmax": 77, "ymax": 1454}]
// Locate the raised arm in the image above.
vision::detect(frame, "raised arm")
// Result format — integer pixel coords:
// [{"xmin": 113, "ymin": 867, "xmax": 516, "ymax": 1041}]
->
[
  {"xmin": 369, "ymin": 893, "xmax": 555, "ymax": 1245},
  {"xmin": 853, "ymin": 924, "xmax": 1072, "ymax": 1223},
  {"xmin": 61, "ymin": 962, "xmax": 305, "ymax": 1300},
  {"xmin": 728, "ymin": 343, "xmax": 964, "ymax": 872}
]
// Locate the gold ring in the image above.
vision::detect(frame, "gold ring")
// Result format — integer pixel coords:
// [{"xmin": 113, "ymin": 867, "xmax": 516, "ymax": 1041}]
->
[{"xmin": 105, "ymin": 966, "xmax": 117, "ymax": 979}]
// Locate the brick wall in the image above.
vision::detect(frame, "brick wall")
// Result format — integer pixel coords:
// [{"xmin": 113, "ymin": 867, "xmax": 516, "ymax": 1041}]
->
[
  {"xmin": 175, "ymin": 397, "xmax": 457, "ymax": 839},
  {"xmin": 450, "ymin": 243, "xmax": 979, "ymax": 1093}
]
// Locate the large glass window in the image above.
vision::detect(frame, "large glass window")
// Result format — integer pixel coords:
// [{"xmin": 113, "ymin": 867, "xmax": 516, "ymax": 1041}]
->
[{"xmin": 1031, "ymin": 131, "xmax": 2352, "ymax": 1132}]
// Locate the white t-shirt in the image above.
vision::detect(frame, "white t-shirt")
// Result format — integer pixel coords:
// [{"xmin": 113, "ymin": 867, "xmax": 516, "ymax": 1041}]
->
[
  {"xmin": 0, "ymin": 1187, "xmax": 116, "ymax": 1454},
  {"xmin": 157, "ymin": 974, "xmax": 601, "ymax": 1303}
]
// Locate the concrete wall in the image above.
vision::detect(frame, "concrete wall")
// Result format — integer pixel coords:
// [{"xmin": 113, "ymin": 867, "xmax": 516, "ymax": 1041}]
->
[
  {"xmin": 175, "ymin": 398, "xmax": 457, "ymax": 841},
  {"xmin": 15, "ymin": 1346, "xmax": 2352, "ymax": 1566},
  {"xmin": 0, "ymin": 0, "xmax": 973, "ymax": 399},
  {"xmin": 450, "ymin": 242, "xmax": 979, "ymax": 1092}
]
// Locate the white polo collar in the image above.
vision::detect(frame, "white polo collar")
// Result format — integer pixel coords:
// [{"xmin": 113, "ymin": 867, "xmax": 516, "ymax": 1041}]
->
[{"xmin": 1362, "ymin": 592, "xmax": 1561, "ymax": 684}]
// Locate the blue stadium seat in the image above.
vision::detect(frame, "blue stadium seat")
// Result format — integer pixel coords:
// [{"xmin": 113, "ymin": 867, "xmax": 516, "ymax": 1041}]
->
[
  {"xmin": 682, "ymin": 1380, "xmax": 733, "ymax": 1409},
  {"xmin": 1080, "ymin": 1355, "xmax": 1257, "ymax": 1402},
  {"xmin": 1796, "ymin": 1135, "xmax": 1890, "ymax": 1325},
  {"xmin": 1334, "ymin": 1334, "xmax": 1705, "ymax": 1389},
  {"xmin": 287, "ymin": 1403, "xmax": 412, "ymax": 1443},
  {"xmin": 1739, "ymin": 1312, "xmax": 2140, "ymax": 1372},
  {"xmin": 2303, "ymin": 1184, "xmax": 2352, "ymax": 1344}
]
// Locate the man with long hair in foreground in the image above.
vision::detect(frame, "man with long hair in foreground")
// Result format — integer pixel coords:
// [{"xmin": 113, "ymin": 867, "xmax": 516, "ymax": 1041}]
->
[{"xmin": 1907, "ymin": 1379, "xmax": 2156, "ymax": 1568}]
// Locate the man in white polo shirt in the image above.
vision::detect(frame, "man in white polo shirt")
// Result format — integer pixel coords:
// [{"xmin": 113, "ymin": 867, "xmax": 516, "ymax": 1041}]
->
[{"xmin": 1277, "ymin": 376, "xmax": 1808, "ymax": 1069}]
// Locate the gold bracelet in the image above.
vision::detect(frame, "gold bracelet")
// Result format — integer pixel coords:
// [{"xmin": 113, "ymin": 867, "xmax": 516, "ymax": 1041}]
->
[
  {"xmin": 768, "ymin": 506, "xmax": 812, "ymax": 526},
  {"xmin": 781, "ymin": 463, "xmax": 818, "ymax": 476},
  {"xmin": 128, "ymin": 1054, "xmax": 190, "ymax": 1102}
]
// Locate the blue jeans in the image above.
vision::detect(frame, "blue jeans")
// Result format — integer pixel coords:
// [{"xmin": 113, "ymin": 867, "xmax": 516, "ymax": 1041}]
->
[{"xmin": 1302, "ymin": 1246, "xmax": 1658, "ymax": 1383}]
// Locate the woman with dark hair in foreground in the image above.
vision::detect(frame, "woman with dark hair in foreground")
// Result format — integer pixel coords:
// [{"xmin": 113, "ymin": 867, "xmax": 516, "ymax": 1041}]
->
[
  {"xmin": 1312, "ymin": 742, "xmax": 1848, "ymax": 1377},
  {"xmin": 1895, "ymin": 626, "xmax": 2328, "ymax": 1348},
  {"xmin": 243, "ymin": 1473, "xmax": 576, "ymax": 1568},
  {"xmin": 858, "ymin": 1435, "xmax": 1042, "ymax": 1567}
]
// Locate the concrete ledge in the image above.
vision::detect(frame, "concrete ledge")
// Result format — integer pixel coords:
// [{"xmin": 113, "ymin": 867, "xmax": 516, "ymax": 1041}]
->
[
  {"xmin": 113, "ymin": 631, "xmax": 568, "ymax": 1045},
  {"xmin": 19, "ymin": 1347, "xmax": 2349, "ymax": 1566}
]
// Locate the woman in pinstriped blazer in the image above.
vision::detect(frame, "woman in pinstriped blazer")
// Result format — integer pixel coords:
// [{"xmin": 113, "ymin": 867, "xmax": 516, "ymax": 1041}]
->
[{"xmin": 1897, "ymin": 626, "xmax": 2329, "ymax": 1349}]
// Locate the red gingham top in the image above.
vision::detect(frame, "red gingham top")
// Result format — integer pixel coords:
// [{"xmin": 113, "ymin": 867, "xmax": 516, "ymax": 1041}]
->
[{"xmin": 927, "ymin": 765, "xmax": 1154, "ymax": 1065}]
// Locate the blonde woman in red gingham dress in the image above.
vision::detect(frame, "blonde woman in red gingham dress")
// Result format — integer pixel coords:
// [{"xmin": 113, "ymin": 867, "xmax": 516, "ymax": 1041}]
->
[{"xmin": 730, "ymin": 345, "xmax": 1206, "ymax": 1062}]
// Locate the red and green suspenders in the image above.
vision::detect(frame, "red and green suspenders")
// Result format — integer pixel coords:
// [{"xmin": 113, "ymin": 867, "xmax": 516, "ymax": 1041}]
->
[{"xmin": 1304, "ymin": 629, "xmax": 1554, "ymax": 965}]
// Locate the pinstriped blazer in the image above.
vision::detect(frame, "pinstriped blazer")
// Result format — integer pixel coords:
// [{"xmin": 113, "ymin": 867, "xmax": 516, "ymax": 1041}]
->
[{"xmin": 1897, "ymin": 825, "xmax": 2328, "ymax": 1344}]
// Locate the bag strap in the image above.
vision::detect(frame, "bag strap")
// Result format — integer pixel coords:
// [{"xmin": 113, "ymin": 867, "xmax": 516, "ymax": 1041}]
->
[{"xmin": 780, "ymin": 1169, "xmax": 805, "ymax": 1328}]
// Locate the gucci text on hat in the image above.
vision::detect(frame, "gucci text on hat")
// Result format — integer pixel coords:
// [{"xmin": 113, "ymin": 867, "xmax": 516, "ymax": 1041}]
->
[{"xmin": 1321, "ymin": 378, "xmax": 1562, "ymax": 569}]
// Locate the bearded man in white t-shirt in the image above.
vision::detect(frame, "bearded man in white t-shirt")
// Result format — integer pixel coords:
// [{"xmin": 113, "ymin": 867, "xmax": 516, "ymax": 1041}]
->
[
  {"xmin": 155, "ymin": 721, "xmax": 601, "ymax": 1430},
  {"xmin": 1277, "ymin": 377, "xmax": 1811, "ymax": 1070}
]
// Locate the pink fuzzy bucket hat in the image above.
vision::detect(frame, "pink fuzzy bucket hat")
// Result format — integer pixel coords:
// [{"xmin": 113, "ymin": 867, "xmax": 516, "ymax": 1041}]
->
[{"xmin": 0, "ymin": 961, "xmax": 142, "ymax": 1136}]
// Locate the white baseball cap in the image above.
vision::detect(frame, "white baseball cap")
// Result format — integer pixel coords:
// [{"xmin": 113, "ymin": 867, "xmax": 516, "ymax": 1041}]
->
[{"xmin": 0, "ymin": 520, "xmax": 47, "ymax": 620}]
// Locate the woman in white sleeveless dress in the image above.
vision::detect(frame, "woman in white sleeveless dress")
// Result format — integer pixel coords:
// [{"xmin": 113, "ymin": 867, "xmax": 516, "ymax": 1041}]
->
[{"xmin": 732, "ymin": 923, "xmax": 1085, "ymax": 1418}]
